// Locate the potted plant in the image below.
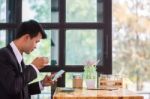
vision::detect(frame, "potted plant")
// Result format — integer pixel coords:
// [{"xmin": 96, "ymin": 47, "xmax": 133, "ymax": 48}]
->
[{"xmin": 84, "ymin": 61, "xmax": 97, "ymax": 89}]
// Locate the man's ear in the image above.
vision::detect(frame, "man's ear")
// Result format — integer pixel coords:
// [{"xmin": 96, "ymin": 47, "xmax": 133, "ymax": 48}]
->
[{"xmin": 23, "ymin": 34, "xmax": 31, "ymax": 40}]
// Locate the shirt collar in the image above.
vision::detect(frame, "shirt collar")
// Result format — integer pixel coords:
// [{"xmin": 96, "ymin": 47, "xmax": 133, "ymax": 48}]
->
[{"xmin": 10, "ymin": 41, "xmax": 23, "ymax": 65}]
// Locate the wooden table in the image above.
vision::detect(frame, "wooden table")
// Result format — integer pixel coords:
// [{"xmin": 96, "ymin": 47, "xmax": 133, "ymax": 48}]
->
[
  {"xmin": 136, "ymin": 90, "xmax": 150, "ymax": 99},
  {"xmin": 53, "ymin": 87, "xmax": 143, "ymax": 99}
]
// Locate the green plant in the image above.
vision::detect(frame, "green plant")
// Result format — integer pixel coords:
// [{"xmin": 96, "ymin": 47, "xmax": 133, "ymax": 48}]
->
[{"xmin": 84, "ymin": 64, "xmax": 97, "ymax": 79}]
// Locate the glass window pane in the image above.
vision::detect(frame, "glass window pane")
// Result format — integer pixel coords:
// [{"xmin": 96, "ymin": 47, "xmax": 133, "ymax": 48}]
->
[
  {"xmin": 66, "ymin": 0, "xmax": 103, "ymax": 22},
  {"xmin": 0, "ymin": 30, "xmax": 6, "ymax": 48},
  {"xmin": 0, "ymin": 0, "xmax": 6, "ymax": 23},
  {"xmin": 22, "ymin": 0, "xmax": 58, "ymax": 23},
  {"xmin": 112, "ymin": 0, "xmax": 150, "ymax": 92},
  {"xmin": 51, "ymin": 30, "xmax": 59, "ymax": 65},
  {"xmin": 66, "ymin": 30, "xmax": 103, "ymax": 65}
]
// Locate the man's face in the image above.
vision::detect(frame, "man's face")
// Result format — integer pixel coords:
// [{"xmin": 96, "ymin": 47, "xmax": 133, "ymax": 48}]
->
[{"xmin": 24, "ymin": 32, "xmax": 42, "ymax": 54}]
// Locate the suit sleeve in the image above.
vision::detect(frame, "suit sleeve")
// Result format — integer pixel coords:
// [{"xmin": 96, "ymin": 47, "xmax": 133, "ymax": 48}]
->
[
  {"xmin": 28, "ymin": 82, "xmax": 41, "ymax": 95},
  {"xmin": 0, "ymin": 49, "xmax": 37, "ymax": 95}
]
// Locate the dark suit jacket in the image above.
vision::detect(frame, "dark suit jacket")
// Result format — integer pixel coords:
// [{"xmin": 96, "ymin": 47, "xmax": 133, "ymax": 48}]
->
[{"xmin": 0, "ymin": 45, "xmax": 41, "ymax": 99}]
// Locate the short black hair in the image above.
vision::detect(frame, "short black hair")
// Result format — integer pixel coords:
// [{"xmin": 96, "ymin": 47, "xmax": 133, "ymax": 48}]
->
[{"xmin": 15, "ymin": 20, "xmax": 47, "ymax": 39}]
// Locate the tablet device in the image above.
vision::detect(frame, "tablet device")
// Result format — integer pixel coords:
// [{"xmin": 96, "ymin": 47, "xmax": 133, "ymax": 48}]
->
[
  {"xmin": 60, "ymin": 87, "xmax": 74, "ymax": 92},
  {"xmin": 52, "ymin": 70, "xmax": 65, "ymax": 81}
]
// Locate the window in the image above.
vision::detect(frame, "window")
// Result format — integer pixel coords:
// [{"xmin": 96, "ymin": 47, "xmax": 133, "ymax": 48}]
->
[
  {"xmin": 22, "ymin": 0, "xmax": 58, "ymax": 23},
  {"xmin": 0, "ymin": 0, "xmax": 6, "ymax": 48},
  {"xmin": 66, "ymin": 29, "xmax": 103, "ymax": 65},
  {"xmin": 0, "ymin": 30, "xmax": 6, "ymax": 48},
  {"xmin": 112, "ymin": 0, "xmax": 150, "ymax": 95},
  {"xmin": 66, "ymin": 0, "xmax": 102, "ymax": 22},
  {"xmin": 0, "ymin": 0, "xmax": 6, "ymax": 23}
]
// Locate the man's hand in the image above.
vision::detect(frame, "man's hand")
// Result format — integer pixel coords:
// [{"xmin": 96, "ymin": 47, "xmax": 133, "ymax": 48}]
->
[
  {"xmin": 41, "ymin": 74, "xmax": 56, "ymax": 87},
  {"xmin": 31, "ymin": 57, "xmax": 49, "ymax": 70}
]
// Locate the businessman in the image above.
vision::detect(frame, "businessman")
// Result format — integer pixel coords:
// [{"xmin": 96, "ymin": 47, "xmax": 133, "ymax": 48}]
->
[{"xmin": 0, "ymin": 20, "xmax": 54, "ymax": 99}]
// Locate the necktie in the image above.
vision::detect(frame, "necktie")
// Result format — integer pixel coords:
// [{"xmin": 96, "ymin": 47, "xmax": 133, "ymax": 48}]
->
[
  {"xmin": 21, "ymin": 60, "xmax": 28, "ymax": 98},
  {"xmin": 21, "ymin": 60, "xmax": 25, "ymax": 72}
]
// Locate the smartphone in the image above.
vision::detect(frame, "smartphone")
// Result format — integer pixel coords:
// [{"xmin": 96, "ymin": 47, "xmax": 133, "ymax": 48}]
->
[{"xmin": 52, "ymin": 70, "xmax": 65, "ymax": 81}]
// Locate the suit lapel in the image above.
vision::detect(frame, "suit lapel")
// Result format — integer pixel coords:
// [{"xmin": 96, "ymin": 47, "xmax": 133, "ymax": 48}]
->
[{"xmin": 6, "ymin": 45, "xmax": 21, "ymax": 72}]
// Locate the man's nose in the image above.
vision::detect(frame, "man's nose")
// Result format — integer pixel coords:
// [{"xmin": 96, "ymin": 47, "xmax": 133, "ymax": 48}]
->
[{"xmin": 34, "ymin": 46, "xmax": 37, "ymax": 49}]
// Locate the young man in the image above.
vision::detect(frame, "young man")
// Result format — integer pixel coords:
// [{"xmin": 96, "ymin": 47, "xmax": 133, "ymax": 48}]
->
[{"xmin": 0, "ymin": 20, "xmax": 54, "ymax": 99}]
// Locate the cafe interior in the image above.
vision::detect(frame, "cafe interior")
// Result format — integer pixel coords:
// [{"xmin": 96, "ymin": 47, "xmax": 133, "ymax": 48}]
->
[{"xmin": 0, "ymin": 0, "xmax": 149, "ymax": 99}]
